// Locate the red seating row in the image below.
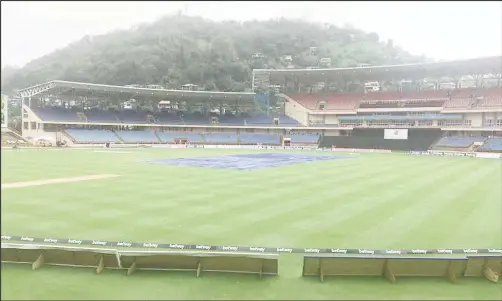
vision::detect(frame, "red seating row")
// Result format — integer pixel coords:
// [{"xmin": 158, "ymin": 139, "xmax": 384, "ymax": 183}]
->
[
  {"xmin": 446, "ymin": 87, "xmax": 502, "ymax": 109},
  {"xmin": 444, "ymin": 98, "xmax": 473, "ymax": 109},
  {"xmin": 287, "ymin": 93, "xmax": 360, "ymax": 110},
  {"xmin": 288, "ymin": 87, "xmax": 501, "ymax": 111}
]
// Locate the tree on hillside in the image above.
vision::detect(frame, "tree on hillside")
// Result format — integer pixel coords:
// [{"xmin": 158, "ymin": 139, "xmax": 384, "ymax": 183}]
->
[
  {"xmin": 1, "ymin": 95, "xmax": 4, "ymax": 125},
  {"xmin": 1, "ymin": 16, "xmax": 426, "ymax": 93}
]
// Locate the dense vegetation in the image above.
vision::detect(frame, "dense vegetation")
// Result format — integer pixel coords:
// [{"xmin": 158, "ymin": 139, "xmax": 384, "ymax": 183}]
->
[
  {"xmin": 1, "ymin": 15, "xmax": 426, "ymax": 93},
  {"xmin": 1, "ymin": 95, "xmax": 4, "ymax": 125}
]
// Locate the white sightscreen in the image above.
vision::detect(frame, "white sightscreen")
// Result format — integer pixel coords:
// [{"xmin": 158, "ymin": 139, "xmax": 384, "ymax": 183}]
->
[{"xmin": 384, "ymin": 129, "xmax": 408, "ymax": 140}]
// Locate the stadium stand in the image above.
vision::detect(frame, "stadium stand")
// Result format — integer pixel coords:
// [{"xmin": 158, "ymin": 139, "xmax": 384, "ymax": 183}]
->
[
  {"xmin": 156, "ymin": 131, "xmax": 204, "ymax": 143},
  {"xmin": 478, "ymin": 97, "xmax": 502, "ymax": 108},
  {"xmin": 115, "ymin": 130, "xmax": 160, "ymax": 143},
  {"xmin": 444, "ymin": 98, "xmax": 472, "ymax": 109},
  {"xmin": 278, "ymin": 115, "xmax": 301, "ymax": 125},
  {"xmin": 288, "ymin": 93, "xmax": 360, "ymax": 110},
  {"xmin": 244, "ymin": 114, "xmax": 273, "ymax": 125},
  {"xmin": 81, "ymin": 130, "xmax": 279, "ymax": 145},
  {"xmin": 153, "ymin": 112, "xmax": 183, "ymax": 124},
  {"xmin": 85, "ymin": 110, "xmax": 119, "ymax": 123},
  {"xmin": 13, "ymin": 57, "xmax": 502, "ymax": 152},
  {"xmin": 288, "ymin": 87, "xmax": 500, "ymax": 112},
  {"xmin": 32, "ymin": 107, "xmax": 80, "ymax": 122},
  {"xmin": 290, "ymin": 133, "xmax": 320, "ymax": 144},
  {"xmin": 218, "ymin": 113, "xmax": 246, "ymax": 125},
  {"xmin": 1, "ymin": 128, "xmax": 30, "ymax": 146},
  {"xmin": 118, "ymin": 111, "xmax": 150, "ymax": 124},
  {"xmin": 182, "ymin": 112, "xmax": 211, "ymax": 125},
  {"xmin": 243, "ymin": 114, "xmax": 300, "ymax": 125},
  {"xmin": 363, "ymin": 91, "xmax": 402, "ymax": 101},
  {"xmin": 204, "ymin": 133, "xmax": 239, "ymax": 144},
  {"xmin": 288, "ymin": 94, "xmax": 318, "ymax": 110},
  {"xmin": 435, "ymin": 136, "xmax": 486, "ymax": 148},
  {"xmin": 478, "ymin": 137, "xmax": 502, "ymax": 152},
  {"xmin": 65, "ymin": 129, "xmax": 122, "ymax": 144},
  {"xmin": 239, "ymin": 134, "xmax": 281, "ymax": 145}
]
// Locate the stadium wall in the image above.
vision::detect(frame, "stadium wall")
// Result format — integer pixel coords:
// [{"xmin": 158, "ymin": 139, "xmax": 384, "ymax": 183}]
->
[
  {"xmin": 323, "ymin": 115, "xmax": 340, "ymax": 125},
  {"xmin": 284, "ymin": 101, "xmax": 309, "ymax": 125},
  {"xmin": 319, "ymin": 128, "xmax": 443, "ymax": 151},
  {"xmin": 465, "ymin": 113, "xmax": 483, "ymax": 127}
]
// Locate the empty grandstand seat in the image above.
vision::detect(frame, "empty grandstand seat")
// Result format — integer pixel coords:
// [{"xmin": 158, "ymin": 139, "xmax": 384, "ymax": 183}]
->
[
  {"xmin": 444, "ymin": 98, "xmax": 472, "ymax": 109},
  {"xmin": 218, "ymin": 114, "xmax": 246, "ymax": 125},
  {"xmin": 246, "ymin": 114, "xmax": 274, "ymax": 125},
  {"xmin": 403, "ymin": 100, "xmax": 445, "ymax": 108},
  {"xmin": 288, "ymin": 93, "xmax": 360, "ymax": 110},
  {"xmin": 239, "ymin": 134, "xmax": 281, "ymax": 145},
  {"xmin": 403, "ymin": 90, "xmax": 449, "ymax": 100},
  {"xmin": 477, "ymin": 97, "xmax": 502, "ymax": 108},
  {"xmin": 32, "ymin": 107, "xmax": 80, "ymax": 122},
  {"xmin": 288, "ymin": 94, "xmax": 319, "ymax": 110},
  {"xmin": 65, "ymin": 129, "xmax": 121, "ymax": 143},
  {"xmin": 183, "ymin": 113, "xmax": 211, "ymax": 124},
  {"xmin": 452, "ymin": 88, "xmax": 476, "ymax": 98},
  {"xmin": 290, "ymin": 134, "xmax": 319, "ymax": 144},
  {"xmin": 359, "ymin": 100, "xmax": 400, "ymax": 109},
  {"xmin": 436, "ymin": 136, "xmax": 486, "ymax": 148},
  {"xmin": 447, "ymin": 87, "xmax": 502, "ymax": 109},
  {"xmin": 363, "ymin": 91, "xmax": 402, "ymax": 101},
  {"xmin": 156, "ymin": 132, "xmax": 204, "ymax": 143},
  {"xmin": 85, "ymin": 110, "xmax": 119, "ymax": 122},
  {"xmin": 117, "ymin": 111, "xmax": 149, "ymax": 124},
  {"xmin": 478, "ymin": 137, "xmax": 502, "ymax": 151},
  {"xmin": 279, "ymin": 115, "xmax": 301, "ymax": 125},
  {"xmin": 324, "ymin": 93, "xmax": 361, "ymax": 110},
  {"xmin": 115, "ymin": 131, "xmax": 160, "ymax": 143},
  {"xmin": 154, "ymin": 112, "xmax": 183, "ymax": 124},
  {"xmin": 204, "ymin": 133, "xmax": 239, "ymax": 144}
]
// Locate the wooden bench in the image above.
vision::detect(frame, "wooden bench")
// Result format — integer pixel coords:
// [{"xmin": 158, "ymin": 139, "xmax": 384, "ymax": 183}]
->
[
  {"xmin": 1, "ymin": 243, "xmax": 120, "ymax": 274},
  {"xmin": 464, "ymin": 254, "xmax": 501, "ymax": 283},
  {"xmin": 302, "ymin": 254, "xmax": 467, "ymax": 283},
  {"xmin": 118, "ymin": 250, "xmax": 279, "ymax": 278}
]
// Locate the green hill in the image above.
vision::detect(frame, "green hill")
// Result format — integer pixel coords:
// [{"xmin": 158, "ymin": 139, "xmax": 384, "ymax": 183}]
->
[{"xmin": 1, "ymin": 15, "xmax": 426, "ymax": 93}]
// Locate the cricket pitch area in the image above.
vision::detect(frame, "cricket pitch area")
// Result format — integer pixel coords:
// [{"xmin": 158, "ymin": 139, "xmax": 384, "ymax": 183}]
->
[{"xmin": 1, "ymin": 147, "xmax": 501, "ymax": 300}]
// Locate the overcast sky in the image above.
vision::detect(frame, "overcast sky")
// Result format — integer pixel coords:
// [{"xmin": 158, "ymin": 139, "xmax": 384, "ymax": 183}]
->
[{"xmin": 1, "ymin": 1, "xmax": 501, "ymax": 68}]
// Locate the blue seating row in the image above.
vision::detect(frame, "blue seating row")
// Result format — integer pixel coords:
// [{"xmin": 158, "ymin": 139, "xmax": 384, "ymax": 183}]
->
[
  {"xmin": 436, "ymin": 136, "xmax": 486, "ymax": 148},
  {"xmin": 65, "ymin": 129, "xmax": 288, "ymax": 145},
  {"xmin": 32, "ymin": 108, "xmax": 301, "ymax": 126}
]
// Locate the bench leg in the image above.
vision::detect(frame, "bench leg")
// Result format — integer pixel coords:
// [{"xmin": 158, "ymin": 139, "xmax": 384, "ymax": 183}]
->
[
  {"xmin": 32, "ymin": 252, "xmax": 44, "ymax": 270},
  {"xmin": 96, "ymin": 255, "xmax": 104, "ymax": 274},
  {"xmin": 319, "ymin": 259, "xmax": 324, "ymax": 283},
  {"xmin": 483, "ymin": 267, "xmax": 499, "ymax": 283},
  {"xmin": 196, "ymin": 261, "xmax": 201, "ymax": 278},
  {"xmin": 127, "ymin": 261, "xmax": 137, "ymax": 276},
  {"xmin": 383, "ymin": 260, "xmax": 395, "ymax": 283}
]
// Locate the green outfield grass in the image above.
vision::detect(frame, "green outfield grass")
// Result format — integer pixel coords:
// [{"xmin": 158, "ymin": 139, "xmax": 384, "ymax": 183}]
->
[{"xmin": 1, "ymin": 148, "xmax": 501, "ymax": 300}]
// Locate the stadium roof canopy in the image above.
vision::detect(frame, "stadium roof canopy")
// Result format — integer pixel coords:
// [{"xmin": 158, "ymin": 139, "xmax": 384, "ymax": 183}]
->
[
  {"xmin": 253, "ymin": 56, "xmax": 502, "ymax": 84},
  {"xmin": 17, "ymin": 80, "xmax": 256, "ymax": 102}
]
